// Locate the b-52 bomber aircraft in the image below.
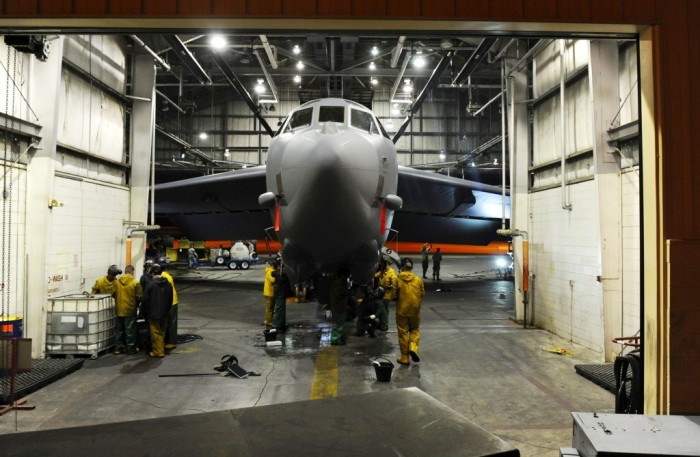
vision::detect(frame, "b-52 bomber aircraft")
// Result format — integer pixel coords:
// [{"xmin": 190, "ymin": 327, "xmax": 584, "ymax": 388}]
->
[{"xmin": 154, "ymin": 98, "xmax": 509, "ymax": 286}]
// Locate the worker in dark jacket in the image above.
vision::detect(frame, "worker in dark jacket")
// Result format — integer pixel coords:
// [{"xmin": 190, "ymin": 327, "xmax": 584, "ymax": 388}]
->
[
  {"xmin": 141, "ymin": 264, "xmax": 173, "ymax": 358},
  {"xmin": 271, "ymin": 265, "xmax": 291, "ymax": 332}
]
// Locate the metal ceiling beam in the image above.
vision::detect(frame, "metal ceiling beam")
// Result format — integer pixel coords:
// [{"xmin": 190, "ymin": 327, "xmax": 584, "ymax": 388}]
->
[
  {"xmin": 156, "ymin": 89, "xmax": 186, "ymax": 114},
  {"xmin": 451, "ymin": 37, "xmax": 497, "ymax": 86},
  {"xmin": 392, "ymin": 52, "xmax": 452, "ymax": 143},
  {"xmin": 259, "ymin": 35, "xmax": 278, "ymax": 69},
  {"xmin": 130, "ymin": 35, "xmax": 171, "ymax": 72},
  {"xmin": 253, "ymin": 49, "xmax": 279, "ymax": 103},
  {"xmin": 164, "ymin": 35, "xmax": 212, "ymax": 85},
  {"xmin": 155, "ymin": 125, "xmax": 218, "ymax": 166},
  {"xmin": 390, "ymin": 36, "xmax": 406, "ymax": 68},
  {"xmin": 211, "ymin": 52, "xmax": 274, "ymax": 137}
]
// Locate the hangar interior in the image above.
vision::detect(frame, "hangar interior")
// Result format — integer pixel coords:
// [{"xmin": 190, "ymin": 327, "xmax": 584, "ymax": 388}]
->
[{"xmin": 0, "ymin": 31, "xmax": 640, "ymax": 362}]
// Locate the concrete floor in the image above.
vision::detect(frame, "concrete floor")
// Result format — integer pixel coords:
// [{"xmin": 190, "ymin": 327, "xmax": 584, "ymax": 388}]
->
[{"xmin": 1, "ymin": 255, "xmax": 614, "ymax": 456}]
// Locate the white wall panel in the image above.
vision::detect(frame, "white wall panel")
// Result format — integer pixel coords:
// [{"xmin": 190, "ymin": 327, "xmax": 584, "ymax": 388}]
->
[
  {"xmin": 0, "ymin": 165, "xmax": 27, "ymax": 317},
  {"xmin": 63, "ymin": 35, "xmax": 126, "ymax": 94},
  {"xmin": 57, "ymin": 70, "xmax": 125, "ymax": 161},
  {"xmin": 529, "ymin": 180, "xmax": 605, "ymax": 353},
  {"xmin": 621, "ymin": 168, "xmax": 641, "ymax": 338},
  {"xmin": 619, "ymin": 43, "xmax": 639, "ymax": 126},
  {"xmin": 568, "ymin": 77, "xmax": 592, "ymax": 154},
  {"xmin": 47, "ymin": 176, "xmax": 129, "ymax": 297},
  {"xmin": 533, "ymin": 97, "xmax": 559, "ymax": 164},
  {"xmin": 0, "ymin": 45, "xmax": 32, "ymax": 124}
]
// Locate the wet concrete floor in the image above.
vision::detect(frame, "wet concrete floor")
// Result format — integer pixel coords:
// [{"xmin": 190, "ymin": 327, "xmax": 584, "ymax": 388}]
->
[{"xmin": 0, "ymin": 255, "xmax": 614, "ymax": 456}]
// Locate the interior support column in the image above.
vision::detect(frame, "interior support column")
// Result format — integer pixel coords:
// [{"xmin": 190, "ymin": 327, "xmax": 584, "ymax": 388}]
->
[
  {"xmin": 589, "ymin": 40, "xmax": 623, "ymax": 362},
  {"xmin": 127, "ymin": 55, "xmax": 156, "ymax": 272},
  {"xmin": 25, "ymin": 37, "xmax": 64, "ymax": 358}
]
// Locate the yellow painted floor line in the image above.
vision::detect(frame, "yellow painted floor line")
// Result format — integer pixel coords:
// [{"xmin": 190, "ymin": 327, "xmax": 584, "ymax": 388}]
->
[{"xmin": 310, "ymin": 347, "xmax": 338, "ymax": 399}]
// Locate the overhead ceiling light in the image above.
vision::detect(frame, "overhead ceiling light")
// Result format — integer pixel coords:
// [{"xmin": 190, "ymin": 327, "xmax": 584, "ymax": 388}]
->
[
  {"xmin": 385, "ymin": 119, "xmax": 394, "ymax": 128},
  {"xmin": 296, "ymin": 61, "xmax": 304, "ymax": 70},
  {"xmin": 413, "ymin": 50, "xmax": 426, "ymax": 68},
  {"xmin": 255, "ymin": 78, "xmax": 266, "ymax": 94},
  {"xmin": 293, "ymin": 44, "xmax": 301, "ymax": 55},
  {"xmin": 209, "ymin": 34, "xmax": 227, "ymax": 51},
  {"xmin": 293, "ymin": 74, "xmax": 301, "ymax": 83},
  {"xmin": 370, "ymin": 77, "xmax": 378, "ymax": 86},
  {"xmin": 494, "ymin": 158, "xmax": 499, "ymax": 165},
  {"xmin": 391, "ymin": 103, "xmax": 400, "ymax": 115},
  {"xmin": 224, "ymin": 149, "xmax": 230, "ymax": 157},
  {"xmin": 199, "ymin": 132, "xmax": 208, "ymax": 140},
  {"xmin": 439, "ymin": 151, "xmax": 446, "ymax": 160},
  {"xmin": 369, "ymin": 61, "xmax": 376, "ymax": 70},
  {"xmin": 181, "ymin": 152, "xmax": 186, "ymax": 159},
  {"xmin": 402, "ymin": 78, "xmax": 413, "ymax": 93},
  {"xmin": 371, "ymin": 46, "xmax": 379, "ymax": 56}
]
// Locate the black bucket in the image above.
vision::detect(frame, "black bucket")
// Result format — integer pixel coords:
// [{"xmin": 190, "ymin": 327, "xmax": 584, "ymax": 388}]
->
[
  {"xmin": 373, "ymin": 357, "xmax": 394, "ymax": 382},
  {"xmin": 263, "ymin": 329, "xmax": 277, "ymax": 342}
]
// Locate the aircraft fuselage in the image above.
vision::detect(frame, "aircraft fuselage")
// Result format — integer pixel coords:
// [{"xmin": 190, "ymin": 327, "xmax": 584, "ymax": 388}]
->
[{"xmin": 259, "ymin": 99, "xmax": 402, "ymax": 285}]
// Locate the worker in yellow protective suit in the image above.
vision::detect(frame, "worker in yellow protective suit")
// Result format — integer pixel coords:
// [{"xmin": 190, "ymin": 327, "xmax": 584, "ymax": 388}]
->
[
  {"xmin": 91, "ymin": 264, "xmax": 121, "ymax": 295},
  {"xmin": 114, "ymin": 265, "xmax": 143, "ymax": 355},
  {"xmin": 374, "ymin": 259, "xmax": 397, "ymax": 331},
  {"xmin": 263, "ymin": 259, "xmax": 277, "ymax": 327},
  {"xmin": 395, "ymin": 258, "xmax": 425, "ymax": 365}
]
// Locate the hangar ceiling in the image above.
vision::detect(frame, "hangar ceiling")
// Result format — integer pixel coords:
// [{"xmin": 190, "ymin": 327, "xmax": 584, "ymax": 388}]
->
[{"xmin": 127, "ymin": 33, "xmax": 517, "ymax": 183}]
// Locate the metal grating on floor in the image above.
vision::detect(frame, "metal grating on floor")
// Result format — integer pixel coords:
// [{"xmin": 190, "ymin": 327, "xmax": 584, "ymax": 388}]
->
[
  {"xmin": 575, "ymin": 363, "xmax": 616, "ymax": 394},
  {"xmin": 1, "ymin": 358, "xmax": 84, "ymax": 404},
  {"xmin": 575, "ymin": 363, "xmax": 620, "ymax": 395}
]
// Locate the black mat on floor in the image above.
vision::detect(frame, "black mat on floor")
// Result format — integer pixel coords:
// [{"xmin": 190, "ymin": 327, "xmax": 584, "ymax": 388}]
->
[
  {"xmin": 4, "ymin": 387, "xmax": 519, "ymax": 457},
  {"xmin": 1, "ymin": 358, "xmax": 84, "ymax": 404},
  {"xmin": 575, "ymin": 363, "xmax": 616, "ymax": 394}
]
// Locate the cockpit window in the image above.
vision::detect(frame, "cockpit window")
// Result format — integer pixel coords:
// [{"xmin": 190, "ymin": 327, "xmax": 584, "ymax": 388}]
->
[
  {"xmin": 350, "ymin": 109, "xmax": 380, "ymax": 135},
  {"xmin": 319, "ymin": 106, "xmax": 345, "ymax": 125},
  {"xmin": 286, "ymin": 107, "xmax": 313, "ymax": 131}
]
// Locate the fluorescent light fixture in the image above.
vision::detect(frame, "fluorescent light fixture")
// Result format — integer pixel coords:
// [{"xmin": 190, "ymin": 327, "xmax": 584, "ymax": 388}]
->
[
  {"xmin": 402, "ymin": 78, "xmax": 413, "ymax": 93},
  {"xmin": 370, "ymin": 77, "xmax": 378, "ymax": 85},
  {"xmin": 293, "ymin": 44, "xmax": 301, "ymax": 55},
  {"xmin": 369, "ymin": 61, "xmax": 376, "ymax": 70},
  {"xmin": 199, "ymin": 132, "xmax": 208, "ymax": 140},
  {"xmin": 255, "ymin": 78, "xmax": 266, "ymax": 94},
  {"xmin": 413, "ymin": 50, "xmax": 426, "ymax": 68},
  {"xmin": 296, "ymin": 61, "xmax": 304, "ymax": 70},
  {"xmin": 209, "ymin": 34, "xmax": 227, "ymax": 50},
  {"xmin": 224, "ymin": 149, "xmax": 230, "ymax": 157},
  {"xmin": 371, "ymin": 46, "xmax": 379, "ymax": 56},
  {"xmin": 439, "ymin": 151, "xmax": 446, "ymax": 160},
  {"xmin": 293, "ymin": 74, "xmax": 301, "ymax": 83}
]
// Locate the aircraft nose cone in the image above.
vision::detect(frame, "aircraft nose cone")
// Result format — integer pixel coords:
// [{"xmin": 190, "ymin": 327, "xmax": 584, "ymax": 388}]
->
[{"xmin": 279, "ymin": 130, "xmax": 381, "ymax": 259}]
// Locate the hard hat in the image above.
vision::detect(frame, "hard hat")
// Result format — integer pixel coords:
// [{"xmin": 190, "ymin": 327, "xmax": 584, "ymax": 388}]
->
[
  {"xmin": 145, "ymin": 259, "xmax": 154, "ymax": 266},
  {"xmin": 108, "ymin": 265, "xmax": 122, "ymax": 276},
  {"xmin": 401, "ymin": 257, "xmax": 414, "ymax": 268},
  {"xmin": 150, "ymin": 264, "xmax": 163, "ymax": 275}
]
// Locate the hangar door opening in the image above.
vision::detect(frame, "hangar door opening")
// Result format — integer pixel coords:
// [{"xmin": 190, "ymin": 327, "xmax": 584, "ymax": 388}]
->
[{"xmin": 0, "ymin": 31, "xmax": 640, "ymax": 362}]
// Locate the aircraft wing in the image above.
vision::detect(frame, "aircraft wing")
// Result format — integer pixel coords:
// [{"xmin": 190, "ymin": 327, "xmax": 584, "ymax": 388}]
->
[
  {"xmin": 391, "ymin": 166, "xmax": 510, "ymax": 245},
  {"xmin": 153, "ymin": 166, "xmax": 272, "ymax": 240},
  {"xmin": 154, "ymin": 165, "xmax": 509, "ymax": 245}
]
